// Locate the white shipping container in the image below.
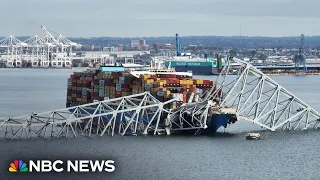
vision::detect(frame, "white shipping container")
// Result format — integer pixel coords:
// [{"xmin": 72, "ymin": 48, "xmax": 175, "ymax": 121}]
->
[
  {"xmin": 119, "ymin": 79, "xmax": 125, "ymax": 84},
  {"xmin": 116, "ymin": 86, "xmax": 121, "ymax": 91}
]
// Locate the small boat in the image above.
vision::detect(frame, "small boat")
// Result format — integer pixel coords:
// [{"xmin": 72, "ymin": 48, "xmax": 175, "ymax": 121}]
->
[{"xmin": 246, "ymin": 133, "xmax": 261, "ymax": 140}]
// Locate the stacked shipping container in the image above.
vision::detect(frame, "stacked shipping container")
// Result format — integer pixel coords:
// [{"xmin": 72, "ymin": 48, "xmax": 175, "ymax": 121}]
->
[{"xmin": 66, "ymin": 69, "xmax": 215, "ymax": 109}]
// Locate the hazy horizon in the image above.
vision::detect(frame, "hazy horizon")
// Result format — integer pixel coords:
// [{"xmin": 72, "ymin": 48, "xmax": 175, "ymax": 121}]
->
[
  {"xmin": 2, "ymin": 0, "xmax": 319, "ymax": 37},
  {"xmin": 0, "ymin": 35, "xmax": 314, "ymax": 39}
]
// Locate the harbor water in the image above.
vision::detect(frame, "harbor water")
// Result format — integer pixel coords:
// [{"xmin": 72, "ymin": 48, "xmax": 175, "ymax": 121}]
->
[{"xmin": 1, "ymin": 69, "xmax": 320, "ymax": 180}]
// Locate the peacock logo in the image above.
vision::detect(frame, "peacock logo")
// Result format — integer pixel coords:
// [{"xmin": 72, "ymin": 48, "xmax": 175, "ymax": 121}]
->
[{"xmin": 9, "ymin": 160, "xmax": 28, "ymax": 172}]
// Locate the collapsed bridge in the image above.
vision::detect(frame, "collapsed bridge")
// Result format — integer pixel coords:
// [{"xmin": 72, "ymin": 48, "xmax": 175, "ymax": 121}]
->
[{"xmin": 1, "ymin": 58, "xmax": 320, "ymax": 139}]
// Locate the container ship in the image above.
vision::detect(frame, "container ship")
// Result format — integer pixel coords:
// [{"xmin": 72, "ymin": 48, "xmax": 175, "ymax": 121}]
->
[{"xmin": 66, "ymin": 65, "xmax": 237, "ymax": 134}]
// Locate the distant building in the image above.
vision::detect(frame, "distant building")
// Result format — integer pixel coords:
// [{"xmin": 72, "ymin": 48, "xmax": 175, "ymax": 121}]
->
[
  {"xmin": 139, "ymin": 39, "xmax": 146, "ymax": 46},
  {"xmin": 103, "ymin": 47, "xmax": 116, "ymax": 52},
  {"xmin": 131, "ymin": 40, "xmax": 140, "ymax": 49},
  {"xmin": 131, "ymin": 39, "xmax": 147, "ymax": 50},
  {"xmin": 118, "ymin": 44, "xmax": 123, "ymax": 51},
  {"xmin": 165, "ymin": 44, "xmax": 172, "ymax": 48},
  {"xmin": 142, "ymin": 45, "xmax": 149, "ymax": 51},
  {"xmin": 154, "ymin": 43, "xmax": 172, "ymax": 50}
]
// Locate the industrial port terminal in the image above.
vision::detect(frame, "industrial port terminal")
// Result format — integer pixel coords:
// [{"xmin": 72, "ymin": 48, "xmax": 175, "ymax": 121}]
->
[{"xmin": 1, "ymin": 26, "xmax": 320, "ymax": 76}]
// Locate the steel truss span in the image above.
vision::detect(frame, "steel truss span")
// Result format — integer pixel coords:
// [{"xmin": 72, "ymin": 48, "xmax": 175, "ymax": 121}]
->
[
  {"xmin": 0, "ymin": 92, "xmax": 211, "ymax": 139},
  {"xmin": 206, "ymin": 58, "xmax": 320, "ymax": 131},
  {"xmin": 1, "ymin": 58, "xmax": 320, "ymax": 140}
]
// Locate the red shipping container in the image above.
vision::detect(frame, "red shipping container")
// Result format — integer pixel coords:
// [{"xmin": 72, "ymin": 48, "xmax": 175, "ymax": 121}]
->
[{"xmin": 203, "ymin": 80, "xmax": 211, "ymax": 85}]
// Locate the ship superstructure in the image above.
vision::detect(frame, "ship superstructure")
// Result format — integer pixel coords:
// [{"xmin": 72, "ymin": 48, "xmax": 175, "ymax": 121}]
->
[{"xmin": 164, "ymin": 55, "xmax": 226, "ymax": 75}]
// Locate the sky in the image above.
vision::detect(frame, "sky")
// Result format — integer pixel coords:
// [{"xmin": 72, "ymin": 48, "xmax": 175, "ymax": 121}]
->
[{"xmin": 1, "ymin": 0, "xmax": 319, "ymax": 37}]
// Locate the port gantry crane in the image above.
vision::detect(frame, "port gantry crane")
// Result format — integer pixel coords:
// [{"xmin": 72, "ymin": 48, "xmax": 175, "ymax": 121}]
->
[
  {"xmin": 22, "ymin": 34, "xmax": 46, "ymax": 67},
  {"xmin": 1, "ymin": 58, "xmax": 320, "ymax": 140},
  {"xmin": 0, "ymin": 35, "xmax": 27, "ymax": 67},
  {"xmin": 0, "ymin": 26, "xmax": 79, "ymax": 68},
  {"xmin": 41, "ymin": 25, "xmax": 79, "ymax": 67}
]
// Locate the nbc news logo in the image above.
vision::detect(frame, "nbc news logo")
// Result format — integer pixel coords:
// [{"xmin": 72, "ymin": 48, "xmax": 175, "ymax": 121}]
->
[
  {"xmin": 9, "ymin": 160, "xmax": 28, "ymax": 172},
  {"xmin": 9, "ymin": 159, "xmax": 115, "ymax": 173}
]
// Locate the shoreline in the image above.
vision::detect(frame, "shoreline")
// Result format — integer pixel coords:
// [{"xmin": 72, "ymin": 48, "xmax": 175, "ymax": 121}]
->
[{"xmin": 262, "ymin": 72, "xmax": 320, "ymax": 76}]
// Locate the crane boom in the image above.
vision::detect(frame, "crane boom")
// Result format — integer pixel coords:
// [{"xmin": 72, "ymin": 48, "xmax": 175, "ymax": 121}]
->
[{"xmin": 41, "ymin": 25, "xmax": 60, "ymax": 45}]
